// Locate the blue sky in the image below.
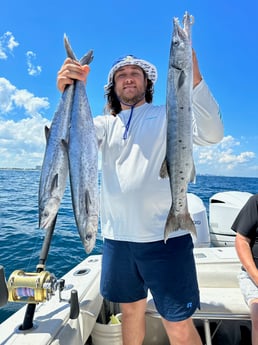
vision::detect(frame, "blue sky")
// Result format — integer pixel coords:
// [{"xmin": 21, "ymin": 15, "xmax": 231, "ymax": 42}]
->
[{"xmin": 0, "ymin": 0, "xmax": 257, "ymax": 177}]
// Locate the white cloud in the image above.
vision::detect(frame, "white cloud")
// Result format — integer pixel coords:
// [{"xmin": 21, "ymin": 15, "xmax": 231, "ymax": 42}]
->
[
  {"xmin": 219, "ymin": 135, "xmax": 240, "ymax": 149},
  {"xmin": 194, "ymin": 135, "xmax": 256, "ymax": 176},
  {"xmin": 218, "ymin": 150, "xmax": 255, "ymax": 164},
  {"xmin": 0, "ymin": 32, "xmax": 19, "ymax": 59},
  {"xmin": 0, "ymin": 77, "xmax": 51, "ymax": 168},
  {"xmin": 26, "ymin": 51, "xmax": 42, "ymax": 76},
  {"xmin": 0, "ymin": 117, "xmax": 50, "ymax": 169},
  {"xmin": 0, "ymin": 77, "xmax": 49, "ymax": 118},
  {"xmin": 0, "ymin": 78, "xmax": 16, "ymax": 113}
]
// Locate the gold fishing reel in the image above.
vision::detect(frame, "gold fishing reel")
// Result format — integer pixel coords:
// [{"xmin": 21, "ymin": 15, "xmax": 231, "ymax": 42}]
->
[{"xmin": 7, "ymin": 269, "xmax": 59, "ymax": 303}]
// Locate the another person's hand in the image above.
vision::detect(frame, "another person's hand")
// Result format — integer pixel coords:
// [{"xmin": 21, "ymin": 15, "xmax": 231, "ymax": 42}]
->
[
  {"xmin": 57, "ymin": 58, "xmax": 90, "ymax": 93},
  {"xmin": 192, "ymin": 49, "xmax": 202, "ymax": 88}
]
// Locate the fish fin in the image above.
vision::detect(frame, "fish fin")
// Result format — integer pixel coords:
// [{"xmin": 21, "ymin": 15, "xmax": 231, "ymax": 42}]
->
[
  {"xmin": 164, "ymin": 210, "xmax": 196, "ymax": 243},
  {"xmin": 178, "ymin": 70, "xmax": 186, "ymax": 89},
  {"xmin": 160, "ymin": 159, "xmax": 169, "ymax": 178},
  {"xmin": 51, "ymin": 174, "xmax": 59, "ymax": 191},
  {"xmin": 190, "ymin": 161, "xmax": 196, "ymax": 183},
  {"xmin": 61, "ymin": 138, "xmax": 68, "ymax": 151},
  {"xmin": 85, "ymin": 189, "xmax": 91, "ymax": 216},
  {"xmin": 44, "ymin": 126, "xmax": 50, "ymax": 141}
]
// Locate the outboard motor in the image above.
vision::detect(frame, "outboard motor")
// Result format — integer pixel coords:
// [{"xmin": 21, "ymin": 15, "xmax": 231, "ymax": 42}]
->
[
  {"xmin": 187, "ymin": 193, "xmax": 210, "ymax": 248},
  {"xmin": 209, "ymin": 191, "xmax": 253, "ymax": 247}
]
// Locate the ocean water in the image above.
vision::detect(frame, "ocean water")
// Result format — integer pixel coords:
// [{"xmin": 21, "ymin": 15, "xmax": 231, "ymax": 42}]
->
[{"xmin": 0, "ymin": 169, "xmax": 257, "ymax": 323}]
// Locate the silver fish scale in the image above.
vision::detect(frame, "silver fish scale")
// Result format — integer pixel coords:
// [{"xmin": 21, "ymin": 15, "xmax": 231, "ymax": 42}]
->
[
  {"xmin": 162, "ymin": 12, "xmax": 196, "ymax": 241},
  {"xmin": 68, "ymin": 80, "xmax": 99, "ymax": 254},
  {"xmin": 66, "ymin": 44, "xmax": 99, "ymax": 254},
  {"xmin": 38, "ymin": 81, "xmax": 74, "ymax": 231},
  {"xmin": 39, "ymin": 35, "xmax": 98, "ymax": 255}
]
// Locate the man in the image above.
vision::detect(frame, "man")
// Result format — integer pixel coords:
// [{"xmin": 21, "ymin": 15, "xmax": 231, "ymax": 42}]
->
[
  {"xmin": 57, "ymin": 51, "xmax": 223, "ymax": 345},
  {"xmin": 232, "ymin": 194, "xmax": 258, "ymax": 345}
]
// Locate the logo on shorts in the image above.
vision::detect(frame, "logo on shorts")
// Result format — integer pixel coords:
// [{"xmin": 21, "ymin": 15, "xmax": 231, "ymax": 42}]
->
[{"xmin": 186, "ymin": 302, "xmax": 193, "ymax": 309}]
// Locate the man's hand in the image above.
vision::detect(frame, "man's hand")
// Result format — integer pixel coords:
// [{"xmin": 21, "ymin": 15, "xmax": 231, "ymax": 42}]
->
[{"xmin": 57, "ymin": 58, "xmax": 90, "ymax": 93}]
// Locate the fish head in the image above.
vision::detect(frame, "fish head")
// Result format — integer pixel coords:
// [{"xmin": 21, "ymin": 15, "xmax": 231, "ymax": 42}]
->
[
  {"xmin": 39, "ymin": 197, "xmax": 60, "ymax": 230},
  {"xmin": 84, "ymin": 230, "xmax": 97, "ymax": 254},
  {"xmin": 81, "ymin": 216, "xmax": 98, "ymax": 254},
  {"xmin": 170, "ymin": 14, "xmax": 193, "ymax": 70}
]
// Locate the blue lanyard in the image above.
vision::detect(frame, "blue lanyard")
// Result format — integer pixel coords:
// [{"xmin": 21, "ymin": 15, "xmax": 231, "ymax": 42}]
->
[{"xmin": 123, "ymin": 105, "xmax": 135, "ymax": 140}]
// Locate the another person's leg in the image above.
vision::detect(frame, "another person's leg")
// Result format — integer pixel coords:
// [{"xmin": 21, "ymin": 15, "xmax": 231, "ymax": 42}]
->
[
  {"xmin": 250, "ymin": 300, "xmax": 258, "ymax": 345},
  {"xmin": 239, "ymin": 270, "xmax": 258, "ymax": 345}
]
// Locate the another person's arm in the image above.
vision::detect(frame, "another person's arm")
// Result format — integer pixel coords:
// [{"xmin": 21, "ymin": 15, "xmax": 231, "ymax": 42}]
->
[
  {"xmin": 232, "ymin": 194, "xmax": 258, "ymax": 285},
  {"xmin": 192, "ymin": 50, "xmax": 224, "ymax": 145},
  {"xmin": 235, "ymin": 233, "xmax": 258, "ymax": 285}
]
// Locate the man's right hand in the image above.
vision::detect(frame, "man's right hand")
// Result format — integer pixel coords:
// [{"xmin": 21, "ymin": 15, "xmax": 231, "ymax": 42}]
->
[{"xmin": 57, "ymin": 58, "xmax": 90, "ymax": 93}]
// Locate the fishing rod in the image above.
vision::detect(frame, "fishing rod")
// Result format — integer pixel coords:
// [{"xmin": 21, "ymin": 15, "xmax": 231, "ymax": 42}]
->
[
  {"xmin": 0, "ymin": 224, "xmax": 58, "ymax": 319},
  {"xmin": 20, "ymin": 217, "xmax": 57, "ymax": 330},
  {"xmin": 1, "ymin": 216, "xmax": 80, "ymax": 331},
  {"xmin": 0, "ymin": 219, "xmax": 58, "ymax": 330},
  {"xmin": 0, "ymin": 214, "xmax": 72, "ymax": 331}
]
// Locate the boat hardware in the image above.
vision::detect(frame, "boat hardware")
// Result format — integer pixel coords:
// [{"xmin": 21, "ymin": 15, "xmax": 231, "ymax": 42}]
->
[
  {"xmin": 0, "ymin": 265, "xmax": 8, "ymax": 307},
  {"xmin": 69, "ymin": 289, "xmax": 80, "ymax": 319},
  {"xmin": 7, "ymin": 270, "xmax": 65, "ymax": 303}
]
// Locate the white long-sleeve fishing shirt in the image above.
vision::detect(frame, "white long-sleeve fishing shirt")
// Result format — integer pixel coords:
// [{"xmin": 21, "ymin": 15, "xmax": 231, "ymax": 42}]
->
[{"xmin": 94, "ymin": 80, "xmax": 223, "ymax": 242}]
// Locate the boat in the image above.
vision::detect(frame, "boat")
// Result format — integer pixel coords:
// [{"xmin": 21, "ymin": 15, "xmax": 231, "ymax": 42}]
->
[
  {"xmin": 0, "ymin": 191, "xmax": 252, "ymax": 345},
  {"xmin": 189, "ymin": 190, "xmax": 253, "ymax": 248},
  {"xmin": 209, "ymin": 191, "xmax": 253, "ymax": 247}
]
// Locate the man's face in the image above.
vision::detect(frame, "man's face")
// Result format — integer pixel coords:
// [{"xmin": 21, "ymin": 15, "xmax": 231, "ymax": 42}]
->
[{"xmin": 114, "ymin": 65, "xmax": 147, "ymax": 106}]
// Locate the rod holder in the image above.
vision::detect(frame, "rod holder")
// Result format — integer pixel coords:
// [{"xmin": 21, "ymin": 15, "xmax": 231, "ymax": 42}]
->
[{"xmin": 69, "ymin": 289, "xmax": 80, "ymax": 319}]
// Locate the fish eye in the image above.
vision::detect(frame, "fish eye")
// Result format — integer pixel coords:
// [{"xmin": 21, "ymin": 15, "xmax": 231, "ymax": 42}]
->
[{"xmin": 86, "ymin": 233, "xmax": 92, "ymax": 241}]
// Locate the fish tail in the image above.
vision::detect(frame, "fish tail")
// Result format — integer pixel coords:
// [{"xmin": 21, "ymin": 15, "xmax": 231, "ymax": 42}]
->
[
  {"xmin": 159, "ymin": 158, "xmax": 169, "ymax": 179},
  {"xmin": 164, "ymin": 210, "xmax": 196, "ymax": 242},
  {"xmin": 64, "ymin": 34, "xmax": 93, "ymax": 65},
  {"xmin": 64, "ymin": 34, "xmax": 77, "ymax": 60}
]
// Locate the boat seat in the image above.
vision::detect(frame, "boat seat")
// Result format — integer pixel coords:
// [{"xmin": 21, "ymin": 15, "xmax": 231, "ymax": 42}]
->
[{"xmin": 146, "ymin": 287, "xmax": 250, "ymax": 345}]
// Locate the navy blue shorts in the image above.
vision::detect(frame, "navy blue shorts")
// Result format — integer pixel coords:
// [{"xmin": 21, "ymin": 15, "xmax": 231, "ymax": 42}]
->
[{"xmin": 100, "ymin": 234, "xmax": 200, "ymax": 321}]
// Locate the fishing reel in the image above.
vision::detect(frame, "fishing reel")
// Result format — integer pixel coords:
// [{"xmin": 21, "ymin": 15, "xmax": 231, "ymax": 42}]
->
[
  {"xmin": 3, "ymin": 265, "xmax": 65, "ymax": 304},
  {"xmin": 1, "ymin": 265, "xmax": 80, "ymax": 323},
  {"xmin": 7, "ymin": 269, "xmax": 61, "ymax": 304}
]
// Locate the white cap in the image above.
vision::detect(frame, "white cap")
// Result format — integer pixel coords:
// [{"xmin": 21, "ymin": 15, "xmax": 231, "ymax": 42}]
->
[{"xmin": 105, "ymin": 55, "xmax": 158, "ymax": 90}]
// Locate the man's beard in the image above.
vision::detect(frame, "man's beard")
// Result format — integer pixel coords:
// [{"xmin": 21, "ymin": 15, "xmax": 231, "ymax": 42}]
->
[{"xmin": 118, "ymin": 91, "xmax": 145, "ymax": 106}]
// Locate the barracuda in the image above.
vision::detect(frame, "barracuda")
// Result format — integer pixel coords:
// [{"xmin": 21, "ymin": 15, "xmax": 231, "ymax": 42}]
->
[{"xmin": 160, "ymin": 12, "xmax": 196, "ymax": 242}]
